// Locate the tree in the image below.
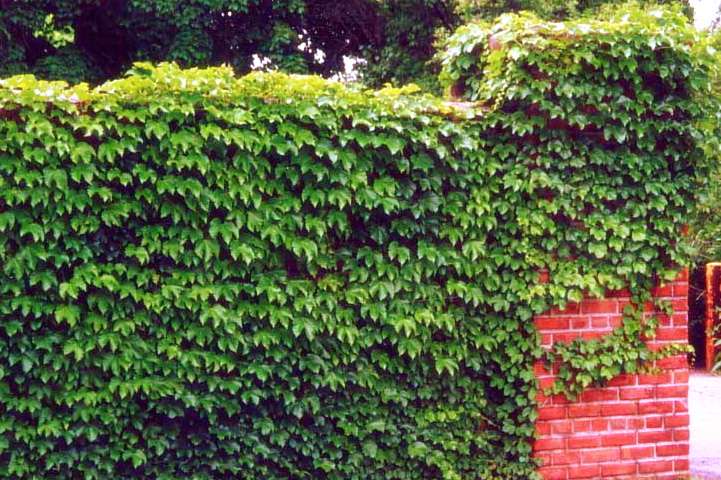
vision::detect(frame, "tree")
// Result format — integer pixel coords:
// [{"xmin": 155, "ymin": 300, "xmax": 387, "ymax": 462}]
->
[
  {"xmin": 0, "ymin": 0, "xmax": 691, "ymax": 89},
  {"xmin": 0, "ymin": 0, "xmax": 382, "ymax": 83}
]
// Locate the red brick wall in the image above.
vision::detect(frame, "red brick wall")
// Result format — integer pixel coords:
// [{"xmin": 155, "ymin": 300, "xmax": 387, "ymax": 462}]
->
[{"xmin": 534, "ymin": 271, "xmax": 689, "ymax": 479}]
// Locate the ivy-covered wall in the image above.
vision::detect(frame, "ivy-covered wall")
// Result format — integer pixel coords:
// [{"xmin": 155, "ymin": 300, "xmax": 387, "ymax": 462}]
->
[
  {"xmin": 0, "ymin": 4, "xmax": 713, "ymax": 479},
  {"xmin": 534, "ymin": 272, "xmax": 690, "ymax": 479}
]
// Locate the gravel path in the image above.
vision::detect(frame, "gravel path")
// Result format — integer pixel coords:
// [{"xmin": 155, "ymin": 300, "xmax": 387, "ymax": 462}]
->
[{"xmin": 691, "ymin": 373, "xmax": 721, "ymax": 479}]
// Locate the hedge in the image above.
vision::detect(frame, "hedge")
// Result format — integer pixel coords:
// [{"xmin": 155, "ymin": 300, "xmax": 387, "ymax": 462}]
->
[{"xmin": 0, "ymin": 4, "xmax": 714, "ymax": 479}]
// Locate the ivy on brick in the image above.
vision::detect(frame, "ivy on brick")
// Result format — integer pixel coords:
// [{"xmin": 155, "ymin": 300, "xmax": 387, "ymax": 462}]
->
[
  {"xmin": 0, "ymin": 3, "xmax": 714, "ymax": 479},
  {"xmin": 440, "ymin": 3, "xmax": 714, "ymax": 400}
]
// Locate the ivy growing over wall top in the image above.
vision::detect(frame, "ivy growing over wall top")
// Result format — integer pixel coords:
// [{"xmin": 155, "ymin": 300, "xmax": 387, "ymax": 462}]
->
[{"xmin": 0, "ymin": 4, "xmax": 714, "ymax": 478}]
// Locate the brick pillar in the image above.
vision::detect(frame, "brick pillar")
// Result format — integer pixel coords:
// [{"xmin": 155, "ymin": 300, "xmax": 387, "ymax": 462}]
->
[{"xmin": 534, "ymin": 270, "xmax": 689, "ymax": 479}]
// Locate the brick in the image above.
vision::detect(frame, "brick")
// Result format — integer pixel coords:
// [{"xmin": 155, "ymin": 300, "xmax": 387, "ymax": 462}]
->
[
  {"xmin": 549, "ymin": 394, "xmax": 570, "ymax": 405},
  {"xmin": 664, "ymin": 414, "xmax": 689, "ymax": 428},
  {"xmin": 638, "ymin": 430, "xmax": 673, "ymax": 444},
  {"xmin": 606, "ymin": 287, "xmax": 631, "ymax": 298},
  {"xmin": 590, "ymin": 418, "xmax": 608, "ymax": 431},
  {"xmin": 655, "ymin": 327, "xmax": 687, "ymax": 341},
  {"xmin": 601, "ymin": 432, "xmax": 636, "ymax": 446},
  {"xmin": 600, "ymin": 402, "xmax": 636, "ymax": 416},
  {"xmin": 651, "ymin": 284, "xmax": 673, "ymax": 297},
  {"xmin": 538, "ymin": 270, "xmax": 550, "ymax": 284},
  {"xmin": 673, "ymin": 369, "xmax": 689, "ymax": 383},
  {"xmin": 536, "ymin": 317, "xmax": 570, "ymax": 330},
  {"xmin": 550, "ymin": 450, "xmax": 581, "ymax": 465},
  {"xmin": 656, "ymin": 385, "xmax": 687, "ymax": 398},
  {"xmin": 649, "ymin": 474, "xmax": 683, "ymax": 480},
  {"xmin": 536, "ymin": 452, "xmax": 552, "ymax": 466},
  {"xmin": 609, "ymin": 418, "xmax": 627, "ymax": 430},
  {"xmin": 617, "ymin": 299, "xmax": 632, "ymax": 313},
  {"xmin": 534, "ymin": 437, "xmax": 565, "ymax": 451},
  {"xmin": 645, "ymin": 416, "xmax": 663, "ymax": 428},
  {"xmin": 639, "ymin": 460, "xmax": 674, "ymax": 474},
  {"xmin": 538, "ymin": 466, "xmax": 567, "ymax": 480},
  {"xmin": 550, "ymin": 420, "xmax": 573, "ymax": 434},
  {"xmin": 568, "ymin": 435, "xmax": 601, "ymax": 449},
  {"xmin": 534, "ymin": 363, "xmax": 551, "ymax": 375},
  {"xmin": 619, "ymin": 386, "xmax": 655, "ymax": 400},
  {"xmin": 621, "ymin": 445, "xmax": 654, "ymax": 460},
  {"xmin": 581, "ymin": 331, "xmax": 610, "ymax": 341},
  {"xmin": 568, "ymin": 404, "xmax": 600, "ymax": 418},
  {"xmin": 671, "ymin": 299, "xmax": 687, "ymax": 313},
  {"xmin": 607, "ymin": 374, "xmax": 635, "ymax": 387},
  {"xmin": 591, "ymin": 317, "xmax": 609, "ymax": 328},
  {"xmin": 607, "ymin": 315, "xmax": 623, "ymax": 329},
  {"xmin": 672, "ymin": 313, "xmax": 688, "ymax": 326},
  {"xmin": 538, "ymin": 406, "xmax": 567, "ymax": 420},
  {"xmin": 656, "ymin": 313, "xmax": 672, "ymax": 327},
  {"xmin": 536, "ymin": 421, "xmax": 551, "ymax": 436},
  {"xmin": 572, "ymin": 419, "xmax": 591, "ymax": 433},
  {"xmin": 567, "ymin": 465, "xmax": 600, "ymax": 479},
  {"xmin": 601, "ymin": 462, "xmax": 637, "ymax": 476},
  {"xmin": 538, "ymin": 377, "xmax": 555, "ymax": 390},
  {"xmin": 655, "ymin": 355, "xmax": 688, "ymax": 369},
  {"xmin": 639, "ymin": 400, "xmax": 674, "ymax": 415},
  {"xmin": 657, "ymin": 443, "xmax": 689, "ymax": 457},
  {"xmin": 580, "ymin": 299, "xmax": 618, "ymax": 314},
  {"xmin": 553, "ymin": 332, "xmax": 583, "ymax": 344},
  {"xmin": 674, "ymin": 458, "xmax": 690, "ymax": 471},
  {"xmin": 580, "ymin": 388, "xmax": 618, "ymax": 402},
  {"xmin": 673, "ymin": 283, "xmax": 688, "ymax": 296},
  {"xmin": 548, "ymin": 303, "xmax": 580, "ymax": 315},
  {"xmin": 673, "ymin": 428, "xmax": 690, "ymax": 441},
  {"xmin": 570, "ymin": 318, "xmax": 589, "ymax": 329},
  {"xmin": 629, "ymin": 417, "xmax": 645, "ymax": 429},
  {"xmin": 637, "ymin": 372, "xmax": 672, "ymax": 384},
  {"xmin": 645, "ymin": 474, "xmax": 684, "ymax": 479},
  {"xmin": 674, "ymin": 400, "xmax": 689, "ymax": 413},
  {"xmin": 581, "ymin": 447, "xmax": 620, "ymax": 463}
]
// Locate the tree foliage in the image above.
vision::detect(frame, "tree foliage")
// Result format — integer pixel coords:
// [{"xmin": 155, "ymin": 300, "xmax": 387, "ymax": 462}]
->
[
  {"xmin": 0, "ymin": 0, "xmax": 382, "ymax": 82},
  {"xmin": 0, "ymin": 4, "xmax": 713, "ymax": 477},
  {"xmin": 0, "ymin": 0, "xmax": 691, "ymax": 90}
]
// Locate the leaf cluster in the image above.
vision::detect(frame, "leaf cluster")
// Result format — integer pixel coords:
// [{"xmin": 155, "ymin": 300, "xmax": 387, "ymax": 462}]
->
[
  {"xmin": 442, "ymin": 2, "xmax": 714, "ymax": 396},
  {"xmin": 0, "ymin": 4, "xmax": 713, "ymax": 476}
]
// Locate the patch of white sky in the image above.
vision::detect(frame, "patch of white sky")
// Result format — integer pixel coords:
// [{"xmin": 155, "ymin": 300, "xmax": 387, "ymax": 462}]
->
[{"xmin": 692, "ymin": 0, "xmax": 721, "ymax": 29}]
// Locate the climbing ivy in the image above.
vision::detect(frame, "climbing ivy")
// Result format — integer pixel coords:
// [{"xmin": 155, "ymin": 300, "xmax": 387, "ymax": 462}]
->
[
  {"xmin": 441, "ymin": 2, "xmax": 715, "ymax": 398},
  {"xmin": 0, "ymin": 4, "xmax": 714, "ymax": 478}
]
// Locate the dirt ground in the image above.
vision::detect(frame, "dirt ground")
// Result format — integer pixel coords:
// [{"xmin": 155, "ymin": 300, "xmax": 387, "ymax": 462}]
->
[{"xmin": 691, "ymin": 372, "xmax": 721, "ymax": 479}]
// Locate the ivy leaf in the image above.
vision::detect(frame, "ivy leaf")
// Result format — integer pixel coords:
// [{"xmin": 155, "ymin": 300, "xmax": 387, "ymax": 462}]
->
[{"xmin": 55, "ymin": 305, "xmax": 81, "ymax": 327}]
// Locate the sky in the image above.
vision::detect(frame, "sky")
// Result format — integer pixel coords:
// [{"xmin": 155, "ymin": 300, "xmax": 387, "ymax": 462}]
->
[{"xmin": 692, "ymin": 0, "xmax": 721, "ymax": 29}]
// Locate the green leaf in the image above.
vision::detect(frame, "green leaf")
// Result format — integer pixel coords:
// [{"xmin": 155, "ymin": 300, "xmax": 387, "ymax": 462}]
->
[{"xmin": 55, "ymin": 305, "xmax": 80, "ymax": 327}]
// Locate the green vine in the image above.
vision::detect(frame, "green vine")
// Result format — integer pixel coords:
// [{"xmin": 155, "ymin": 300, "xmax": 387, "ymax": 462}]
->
[
  {"xmin": 440, "ymin": 2, "xmax": 714, "ymax": 401},
  {"xmin": 0, "ymin": 3, "xmax": 714, "ymax": 479},
  {"xmin": 545, "ymin": 296, "xmax": 692, "ymax": 400}
]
